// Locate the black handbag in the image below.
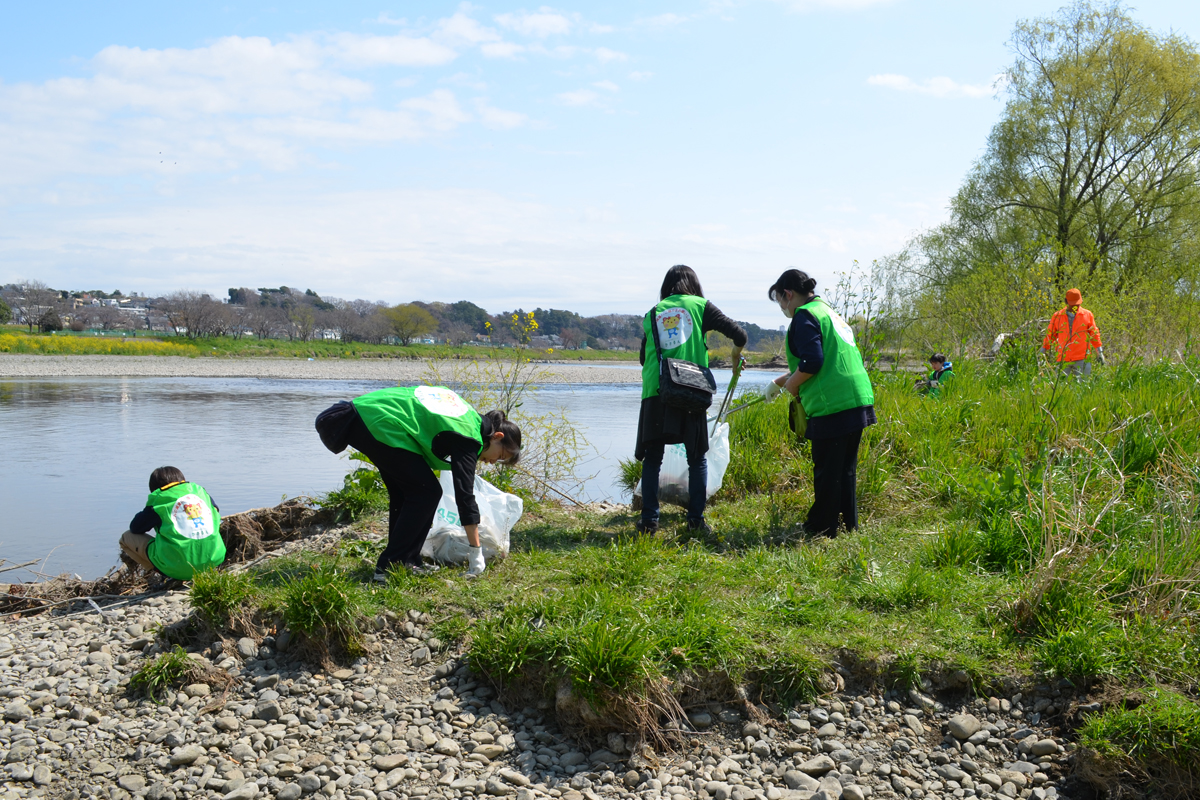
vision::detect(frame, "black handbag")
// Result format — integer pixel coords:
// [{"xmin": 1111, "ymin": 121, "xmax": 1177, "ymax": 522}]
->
[{"xmin": 648, "ymin": 308, "xmax": 717, "ymax": 412}]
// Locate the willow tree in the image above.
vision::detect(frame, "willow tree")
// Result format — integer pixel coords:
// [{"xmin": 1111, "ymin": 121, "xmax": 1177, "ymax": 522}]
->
[{"xmin": 897, "ymin": 2, "xmax": 1200, "ymax": 355}]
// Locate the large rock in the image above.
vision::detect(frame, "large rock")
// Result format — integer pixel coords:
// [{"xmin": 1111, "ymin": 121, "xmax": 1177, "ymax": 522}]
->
[
  {"xmin": 170, "ymin": 745, "xmax": 206, "ymax": 766},
  {"xmin": 223, "ymin": 784, "xmax": 259, "ymax": 800},
  {"xmin": 947, "ymin": 714, "xmax": 982, "ymax": 740},
  {"xmin": 782, "ymin": 770, "xmax": 820, "ymax": 791},
  {"xmin": 3, "ymin": 703, "xmax": 32, "ymax": 722},
  {"xmin": 373, "ymin": 753, "xmax": 408, "ymax": 770},
  {"xmin": 797, "ymin": 755, "xmax": 836, "ymax": 776},
  {"xmin": 236, "ymin": 638, "xmax": 258, "ymax": 659}
]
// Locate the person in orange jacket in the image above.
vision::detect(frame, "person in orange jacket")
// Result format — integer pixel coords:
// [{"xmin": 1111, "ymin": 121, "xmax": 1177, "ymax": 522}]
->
[{"xmin": 1043, "ymin": 288, "xmax": 1105, "ymax": 376}]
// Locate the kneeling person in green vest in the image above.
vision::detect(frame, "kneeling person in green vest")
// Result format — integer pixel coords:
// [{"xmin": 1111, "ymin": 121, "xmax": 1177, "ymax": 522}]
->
[
  {"xmin": 119, "ymin": 466, "xmax": 226, "ymax": 580},
  {"xmin": 917, "ymin": 353, "xmax": 954, "ymax": 397},
  {"xmin": 766, "ymin": 269, "xmax": 876, "ymax": 539},
  {"xmin": 315, "ymin": 386, "xmax": 521, "ymax": 581}
]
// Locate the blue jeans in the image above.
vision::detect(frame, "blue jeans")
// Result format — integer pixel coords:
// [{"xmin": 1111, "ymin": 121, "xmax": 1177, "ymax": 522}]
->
[{"xmin": 641, "ymin": 441, "xmax": 708, "ymax": 525}]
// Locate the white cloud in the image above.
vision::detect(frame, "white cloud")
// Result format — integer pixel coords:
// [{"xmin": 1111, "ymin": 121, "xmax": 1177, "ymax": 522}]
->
[
  {"xmin": 867, "ymin": 73, "xmax": 999, "ymax": 99},
  {"xmin": 638, "ymin": 13, "xmax": 690, "ymax": 26},
  {"xmin": 400, "ymin": 89, "xmax": 472, "ymax": 131},
  {"xmin": 628, "ymin": 71, "xmax": 653, "ymax": 82},
  {"xmin": 774, "ymin": 0, "xmax": 893, "ymax": 10},
  {"xmin": 481, "ymin": 41, "xmax": 526, "ymax": 58},
  {"xmin": 593, "ymin": 47, "xmax": 628, "ymax": 63},
  {"xmin": 474, "ymin": 99, "xmax": 528, "ymax": 130},
  {"xmin": 332, "ymin": 33, "xmax": 459, "ymax": 66},
  {"xmin": 436, "ymin": 12, "xmax": 502, "ymax": 45},
  {"xmin": 557, "ymin": 88, "xmax": 599, "ymax": 107},
  {"xmin": 592, "ymin": 80, "xmax": 619, "ymax": 93},
  {"xmin": 495, "ymin": 9, "xmax": 572, "ymax": 37}
]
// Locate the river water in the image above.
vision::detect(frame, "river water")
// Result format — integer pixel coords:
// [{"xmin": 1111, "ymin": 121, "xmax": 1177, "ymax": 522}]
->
[{"xmin": 0, "ymin": 368, "xmax": 776, "ymax": 580}]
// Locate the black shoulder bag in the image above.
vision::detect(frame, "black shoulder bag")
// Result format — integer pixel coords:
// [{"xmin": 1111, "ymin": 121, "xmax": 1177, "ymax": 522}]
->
[{"xmin": 648, "ymin": 307, "xmax": 717, "ymax": 412}]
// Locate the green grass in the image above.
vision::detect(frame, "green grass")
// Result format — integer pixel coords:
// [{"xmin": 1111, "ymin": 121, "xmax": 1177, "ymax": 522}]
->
[
  {"xmin": 189, "ymin": 569, "xmax": 257, "ymax": 631},
  {"xmin": 281, "ymin": 562, "xmax": 370, "ymax": 656},
  {"xmin": 201, "ymin": 357, "xmax": 1200, "ymax": 788},
  {"xmin": 1080, "ymin": 691, "xmax": 1200, "ymax": 791},
  {"xmin": 128, "ymin": 646, "xmax": 200, "ymax": 703}
]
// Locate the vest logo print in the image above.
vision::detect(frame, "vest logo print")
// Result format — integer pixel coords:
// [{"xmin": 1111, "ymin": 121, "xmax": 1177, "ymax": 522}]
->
[
  {"xmin": 171, "ymin": 495, "xmax": 215, "ymax": 540},
  {"xmin": 830, "ymin": 311, "xmax": 857, "ymax": 347},
  {"xmin": 415, "ymin": 385, "xmax": 470, "ymax": 418},
  {"xmin": 656, "ymin": 307, "xmax": 693, "ymax": 350}
]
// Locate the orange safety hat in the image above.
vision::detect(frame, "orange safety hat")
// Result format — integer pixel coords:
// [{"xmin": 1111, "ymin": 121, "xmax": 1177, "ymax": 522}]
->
[{"xmin": 1065, "ymin": 288, "xmax": 1082, "ymax": 306}]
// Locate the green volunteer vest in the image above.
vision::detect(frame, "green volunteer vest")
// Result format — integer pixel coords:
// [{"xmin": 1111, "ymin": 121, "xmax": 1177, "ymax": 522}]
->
[
  {"xmin": 642, "ymin": 294, "xmax": 709, "ymax": 399},
  {"xmin": 928, "ymin": 367, "xmax": 953, "ymax": 398},
  {"xmin": 145, "ymin": 482, "xmax": 225, "ymax": 580},
  {"xmin": 787, "ymin": 298, "xmax": 875, "ymax": 418},
  {"xmin": 353, "ymin": 386, "xmax": 484, "ymax": 471}
]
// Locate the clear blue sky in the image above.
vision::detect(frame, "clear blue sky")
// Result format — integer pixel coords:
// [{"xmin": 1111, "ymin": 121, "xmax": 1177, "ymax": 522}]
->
[{"xmin": 2, "ymin": 1, "xmax": 1199, "ymax": 326}]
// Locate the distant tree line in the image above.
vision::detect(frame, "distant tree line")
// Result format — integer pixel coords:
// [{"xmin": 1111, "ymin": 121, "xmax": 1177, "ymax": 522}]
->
[{"xmin": 1, "ymin": 281, "xmax": 781, "ymax": 351}]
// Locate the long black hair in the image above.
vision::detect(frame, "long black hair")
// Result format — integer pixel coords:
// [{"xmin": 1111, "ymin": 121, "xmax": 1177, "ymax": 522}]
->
[
  {"xmin": 660, "ymin": 265, "xmax": 704, "ymax": 300},
  {"xmin": 149, "ymin": 466, "xmax": 186, "ymax": 491},
  {"xmin": 767, "ymin": 269, "xmax": 817, "ymax": 302},
  {"xmin": 483, "ymin": 410, "xmax": 522, "ymax": 464}
]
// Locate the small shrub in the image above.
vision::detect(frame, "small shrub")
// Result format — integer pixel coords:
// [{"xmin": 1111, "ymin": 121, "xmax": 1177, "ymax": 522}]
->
[
  {"xmin": 129, "ymin": 645, "xmax": 233, "ymax": 703},
  {"xmin": 319, "ymin": 455, "xmax": 387, "ymax": 520},
  {"xmin": 564, "ymin": 620, "xmax": 657, "ymax": 700},
  {"xmin": 190, "ymin": 570, "xmax": 256, "ymax": 631},
  {"xmin": 283, "ymin": 564, "xmax": 367, "ymax": 656},
  {"xmin": 1079, "ymin": 691, "xmax": 1200, "ymax": 791},
  {"xmin": 129, "ymin": 646, "xmax": 193, "ymax": 702},
  {"xmin": 755, "ymin": 641, "xmax": 822, "ymax": 704}
]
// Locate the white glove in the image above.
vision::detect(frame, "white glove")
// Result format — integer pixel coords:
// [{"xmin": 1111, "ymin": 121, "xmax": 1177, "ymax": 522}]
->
[
  {"xmin": 1097, "ymin": 348, "xmax": 1106, "ymax": 366},
  {"xmin": 466, "ymin": 546, "xmax": 486, "ymax": 578},
  {"xmin": 765, "ymin": 382, "xmax": 783, "ymax": 402}
]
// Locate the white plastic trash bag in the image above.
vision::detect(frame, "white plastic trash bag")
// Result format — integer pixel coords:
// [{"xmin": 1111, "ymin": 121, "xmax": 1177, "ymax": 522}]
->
[
  {"xmin": 421, "ymin": 470, "xmax": 523, "ymax": 564},
  {"xmin": 641, "ymin": 422, "xmax": 731, "ymax": 508}
]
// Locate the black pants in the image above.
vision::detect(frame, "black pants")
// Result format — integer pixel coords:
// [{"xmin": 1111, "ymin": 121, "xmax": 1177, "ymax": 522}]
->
[
  {"xmin": 344, "ymin": 415, "xmax": 441, "ymax": 573},
  {"xmin": 806, "ymin": 428, "xmax": 863, "ymax": 537}
]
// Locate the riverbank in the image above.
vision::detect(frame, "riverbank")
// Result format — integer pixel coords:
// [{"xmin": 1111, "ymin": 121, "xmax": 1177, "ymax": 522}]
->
[
  {"xmin": 0, "ymin": 506, "xmax": 1085, "ymax": 800},
  {"xmin": 0, "ymin": 355, "xmax": 641, "ymax": 384}
]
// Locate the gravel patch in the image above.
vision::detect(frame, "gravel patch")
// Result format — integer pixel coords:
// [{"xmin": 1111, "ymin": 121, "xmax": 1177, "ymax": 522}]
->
[
  {"xmin": 0, "ymin": 356, "xmax": 640, "ymax": 384},
  {"xmin": 0, "ymin": 527, "xmax": 1086, "ymax": 800}
]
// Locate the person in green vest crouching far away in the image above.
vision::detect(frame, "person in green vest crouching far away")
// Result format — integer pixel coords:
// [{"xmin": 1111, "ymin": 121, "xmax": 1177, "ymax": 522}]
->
[
  {"xmin": 637, "ymin": 265, "xmax": 746, "ymax": 535},
  {"xmin": 315, "ymin": 386, "xmax": 521, "ymax": 581},
  {"xmin": 766, "ymin": 269, "xmax": 876, "ymax": 539},
  {"xmin": 119, "ymin": 466, "xmax": 226, "ymax": 580},
  {"xmin": 916, "ymin": 353, "xmax": 954, "ymax": 397}
]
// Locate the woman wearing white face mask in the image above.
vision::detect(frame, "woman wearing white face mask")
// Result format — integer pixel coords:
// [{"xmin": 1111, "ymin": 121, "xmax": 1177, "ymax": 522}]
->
[{"xmin": 766, "ymin": 269, "xmax": 875, "ymax": 539}]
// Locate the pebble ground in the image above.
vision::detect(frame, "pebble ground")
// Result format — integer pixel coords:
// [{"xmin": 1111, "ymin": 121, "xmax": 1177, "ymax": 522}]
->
[{"xmin": 1, "ymin": 576, "xmax": 1087, "ymax": 800}]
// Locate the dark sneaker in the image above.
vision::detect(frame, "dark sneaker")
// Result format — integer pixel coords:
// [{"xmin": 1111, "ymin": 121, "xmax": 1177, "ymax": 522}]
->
[
  {"xmin": 372, "ymin": 571, "xmax": 389, "ymax": 585},
  {"xmin": 634, "ymin": 518, "xmax": 659, "ymax": 535},
  {"xmin": 686, "ymin": 519, "xmax": 713, "ymax": 536}
]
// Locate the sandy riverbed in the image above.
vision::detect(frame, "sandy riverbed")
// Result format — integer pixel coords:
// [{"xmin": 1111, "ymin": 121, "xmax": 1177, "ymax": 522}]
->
[{"xmin": 0, "ymin": 354, "xmax": 643, "ymax": 383}]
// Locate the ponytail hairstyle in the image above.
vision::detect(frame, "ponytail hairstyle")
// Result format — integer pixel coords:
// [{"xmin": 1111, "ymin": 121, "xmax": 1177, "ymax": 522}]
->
[
  {"xmin": 660, "ymin": 265, "xmax": 705, "ymax": 300},
  {"xmin": 483, "ymin": 410, "xmax": 522, "ymax": 464},
  {"xmin": 768, "ymin": 269, "xmax": 817, "ymax": 302},
  {"xmin": 149, "ymin": 465, "xmax": 186, "ymax": 491}
]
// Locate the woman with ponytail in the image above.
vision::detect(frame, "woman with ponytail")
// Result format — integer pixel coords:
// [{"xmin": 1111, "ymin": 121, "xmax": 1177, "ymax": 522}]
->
[
  {"xmin": 315, "ymin": 387, "xmax": 521, "ymax": 580},
  {"xmin": 767, "ymin": 269, "xmax": 875, "ymax": 539}
]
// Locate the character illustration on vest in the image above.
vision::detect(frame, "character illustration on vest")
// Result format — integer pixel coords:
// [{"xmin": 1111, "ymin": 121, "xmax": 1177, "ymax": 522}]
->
[
  {"xmin": 829, "ymin": 310, "xmax": 858, "ymax": 347},
  {"xmin": 656, "ymin": 307, "xmax": 693, "ymax": 349},
  {"xmin": 415, "ymin": 385, "xmax": 471, "ymax": 417},
  {"xmin": 172, "ymin": 495, "xmax": 215, "ymax": 539}
]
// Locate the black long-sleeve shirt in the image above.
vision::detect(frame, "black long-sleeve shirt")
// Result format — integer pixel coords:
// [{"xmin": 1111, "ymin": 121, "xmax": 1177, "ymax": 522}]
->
[{"xmin": 430, "ymin": 415, "xmax": 494, "ymax": 527}]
